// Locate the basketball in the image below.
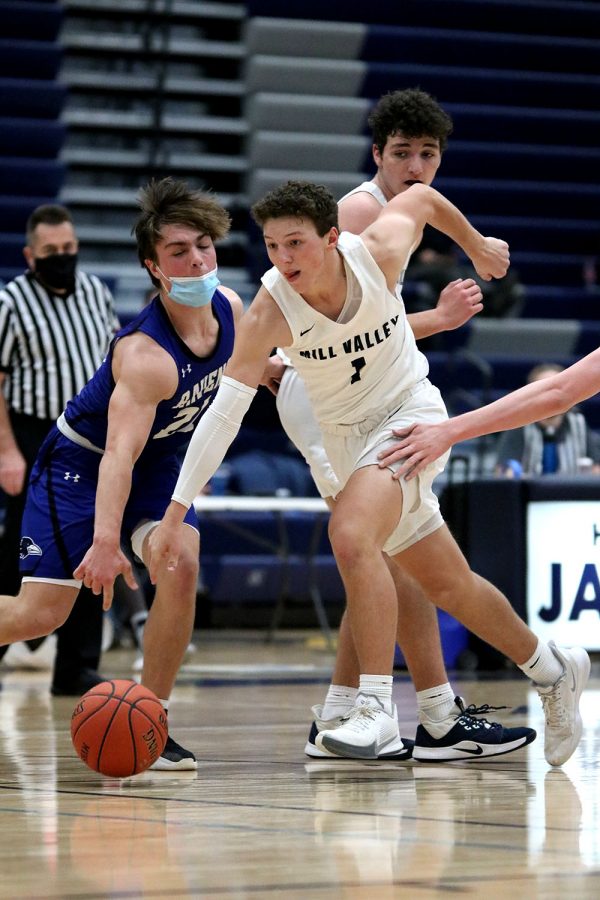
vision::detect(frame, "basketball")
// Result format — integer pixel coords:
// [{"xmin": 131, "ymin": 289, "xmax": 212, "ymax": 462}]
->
[{"xmin": 71, "ymin": 679, "xmax": 168, "ymax": 777}]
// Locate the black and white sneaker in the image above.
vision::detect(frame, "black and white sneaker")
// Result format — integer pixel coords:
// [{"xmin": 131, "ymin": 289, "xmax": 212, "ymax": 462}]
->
[
  {"xmin": 305, "ymin": 704, "xmax": 414, "ymax": 760},
  {"xmin": 150, "ymin": 735, "xmax": 198, "ymax": 771},
  {"xmin": 413, "ymin": 697, "xmax": 536, "ymax": 762}
]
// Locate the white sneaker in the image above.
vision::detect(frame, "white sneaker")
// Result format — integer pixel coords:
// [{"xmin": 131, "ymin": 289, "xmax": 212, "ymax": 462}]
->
[
  {"xmin": 304, "ymin": 705, "xmax": 344, "ymax": 758},
  {"xmin": 315, "ymin": 694, "xmax": 405, "ymax": 760},
  {"xmin": 536, "ymin": 642, "xmax": 590, "ymax": 767}
]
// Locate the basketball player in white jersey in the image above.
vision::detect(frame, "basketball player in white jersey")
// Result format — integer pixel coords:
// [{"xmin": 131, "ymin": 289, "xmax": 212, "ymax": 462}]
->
[
  {"xmin": 269, "ymin": 89, "xmax": 496, "ymax": 762},
  {"xmin": 148, "ymin": 179, "xmax": 588, "ymax": 767}
]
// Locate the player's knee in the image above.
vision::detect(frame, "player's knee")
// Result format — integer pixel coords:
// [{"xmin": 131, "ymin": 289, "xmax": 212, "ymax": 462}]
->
[
  {"xmin": 424, "ymin": 569, "xmax": 477, "ymax": 615},
  {"xmin": 15, "ymin": 598, "xmax": 68, "ymax": 638},
  {"xmin": 170, "ymin": 545, "xmax": 199, "ymax": 587},
  {"xmin": 329, "ymin": 518, "xmax": 369, "ymax": 568}
]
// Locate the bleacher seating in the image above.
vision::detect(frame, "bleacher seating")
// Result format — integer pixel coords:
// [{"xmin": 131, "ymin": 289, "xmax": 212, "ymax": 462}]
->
[
  {"xmin": 0, "ymin": 0, "xmax": 67, "ymax": 282},
  {"xmin": 245, "ymin": 0, "xmax": 600, "ymax": 467},
  {"xmin": 56, "ymin": 0, "xmax": 253, "ymax": 309}
]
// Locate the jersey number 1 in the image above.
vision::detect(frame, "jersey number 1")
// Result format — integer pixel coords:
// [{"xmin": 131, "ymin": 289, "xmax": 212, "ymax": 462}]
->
[{"xmin": 350, "ymin": 356, "xmax": 366, "ymax": 384}]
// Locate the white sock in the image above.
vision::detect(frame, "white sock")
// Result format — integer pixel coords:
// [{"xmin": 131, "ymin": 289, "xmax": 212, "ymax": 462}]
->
[
  {"xmin": 358, "ymin": 674, "xmax": 393, "ymax": 714},
  {"xmin": 417, "ymin": 683, "xmax": 456, "ymax": 724},
  {"xmin": 518, "ymin": 640, "xmax": 563, "ymax": 687},
  {"xmin": 322, "ymin": 684, "xmax": 357, "ymax": 720},
  {"xmin": 159, "ymin": 698, "xmax": 170, "ymax": 711}
]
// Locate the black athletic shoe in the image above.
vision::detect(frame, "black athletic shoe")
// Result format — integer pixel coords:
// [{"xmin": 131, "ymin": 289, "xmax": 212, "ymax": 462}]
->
[
  {"xmin": 150, "ymin": 735, "xmax": 198, "ymax": 771},
  {"xmin": 413, "ymin": 697, "xmax": 536, "ymax": 762},
  {"xmin": 50, "ymin": 668, "xmax": 105, "ymax": 697}
]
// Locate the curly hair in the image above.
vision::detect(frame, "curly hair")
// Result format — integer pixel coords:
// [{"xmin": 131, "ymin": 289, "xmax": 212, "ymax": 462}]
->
[
  {"xmin": 251, "ymin": 180, "xmax": 338, "ymax": 236},
  {"xmin": 368, "ymin": 88, "xmax": 453, "ymax": 153},
  {"xmin": 133, "ymin": 177, "xmax": 231, "ymax": 275}
]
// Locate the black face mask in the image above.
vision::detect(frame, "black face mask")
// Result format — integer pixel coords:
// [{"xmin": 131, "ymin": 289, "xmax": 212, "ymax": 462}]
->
[{"xmin": 34, "ymin": 253, "xmax": 78, "ymax": 293}]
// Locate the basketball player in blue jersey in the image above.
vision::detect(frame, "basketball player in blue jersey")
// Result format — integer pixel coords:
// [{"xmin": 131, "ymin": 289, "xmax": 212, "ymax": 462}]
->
[
  {"xmin": 149, "ymin": 179, "xmax": 588, "ymax": 768},
  {"xmin": 0, "ymin": 178, "xmax": 244, "ymax": 771}
]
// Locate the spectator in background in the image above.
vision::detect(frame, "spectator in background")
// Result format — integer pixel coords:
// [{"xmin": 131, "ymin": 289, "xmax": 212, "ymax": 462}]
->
[
  {"xmin": 405, "ymin": 226, "xmax": 525, "ymax": 319},
  {"xmin": 494, "ymin": 362, "xmax": 600, "ymax": 476},
  {"xmin": 0, "ymin": 204, "xmax": 117, "ymax": 695}
]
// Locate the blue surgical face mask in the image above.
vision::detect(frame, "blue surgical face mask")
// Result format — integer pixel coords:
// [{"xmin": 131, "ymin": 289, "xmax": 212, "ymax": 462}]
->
[{"xmin": 157, "ymin": 266, "xmax": 220, "ymax": 308}]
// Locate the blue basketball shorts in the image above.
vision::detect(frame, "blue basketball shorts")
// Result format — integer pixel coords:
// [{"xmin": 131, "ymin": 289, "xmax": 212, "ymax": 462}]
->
[{"xmin": 19, "ymin": 428, "xmax": 198, "ymax": 582}]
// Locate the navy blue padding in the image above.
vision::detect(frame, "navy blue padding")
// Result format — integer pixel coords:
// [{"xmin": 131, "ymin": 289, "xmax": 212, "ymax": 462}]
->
[
  {"xmin": 362, "ymin": 64, "xmax": 600, "ymax": 112},
  {"xmin": 247, "ymin": 0, "xmax": 600, "ymax": 38},
  {"xmin": 0, "ymin": 118, "xmax": 66, "ymax": 158},
  {"xmin": 469, "ymin": 215, "xmax": 600, "ymax": 256},
  {"xmin": 0, "ymin": 158, "xmax": 66, "ymax": 198},
  {"xmin": 434, "ymin": 178, "xmax": 599, "ymax": 221},
  {"xmin": 0, "ymin": 78, "xmax": 66, "ymax": 118},
  {"xmin": 0, "ymin": 234, "xmax": 31, "ymax": 268},
  {"xmin": 509, "ymin": 251, "xmax": 589, "ymax": 287},
  {"xmin": 521, "ymin": 287, "xmax": 600, "ymax": 320},
  {"xmin": 441, "ymin": 104, "xmax": 600, "ymax": 149},
  {"xmin": 0, "ymin": 266, "xmax": 24, "ymax": 284},
  {"xmin": 0, "ymin": 1, "xmax": 64, "ymax": 41},
  {"xmin": 0, "ymin": 195, "xmax": 55, "ymax": 232},
  {"xmin": 421, "ymin": 141, "xmax": 600, "ymax": 184},
  {"xmin": 574, "ymin": 322, "xmax": 600, "ymax": 356},
  {"xmin": 361, "ymin": 26, "xmax": 599, "ymax": 76},
  {"xmin": 0, "ymin": 40, "xmax": 62, "ymax": 80}
]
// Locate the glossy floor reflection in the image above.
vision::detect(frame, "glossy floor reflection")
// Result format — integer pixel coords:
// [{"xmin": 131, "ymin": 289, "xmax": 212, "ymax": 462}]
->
[{"xmin": 0, "ymin": 631, "xmax": 598, "ymax": 899}]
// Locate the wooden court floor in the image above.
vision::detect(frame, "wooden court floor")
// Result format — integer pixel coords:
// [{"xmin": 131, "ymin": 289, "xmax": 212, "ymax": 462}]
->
[{"xmin": 0, "ymin": 630, "xmax": 598, "ymax": 899}]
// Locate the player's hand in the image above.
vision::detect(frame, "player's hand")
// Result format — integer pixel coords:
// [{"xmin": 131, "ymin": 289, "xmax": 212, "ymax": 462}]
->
[
  {"xmin": 259, "ymin": 354, "xmax": 286, "ymax": 397},
  {"xmin": 435, "ymin": 278, "xmax": 483, "ymax": 331},
  {"xmin": 147, "ymin": 521, "xmax": 183, "ymax": 585},
  {"xmin": 74, "ymin": 543, "xmax": 138, "ymax": 611},
  {"xmin": 377, "ymin": 422, "xmax": 454, "ymax": 480},
  {"xmin": 471, "ymin": 237, "xmax": 510, "ymax": 282},
  {"xmin": 0, "ymin": 448, "xmax": 27, "ymax": 496}
]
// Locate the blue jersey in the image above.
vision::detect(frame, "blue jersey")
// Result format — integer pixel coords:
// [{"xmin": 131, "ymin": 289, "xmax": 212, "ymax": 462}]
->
[{"xmin": 62, "ymin": 291, "xmax": 235, "ymax": 465}]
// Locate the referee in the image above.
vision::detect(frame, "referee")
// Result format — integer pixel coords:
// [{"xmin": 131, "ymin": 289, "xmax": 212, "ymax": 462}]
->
[{"xmin": 0, "ymin": 203, "xmax": 118, "ymax": 694}]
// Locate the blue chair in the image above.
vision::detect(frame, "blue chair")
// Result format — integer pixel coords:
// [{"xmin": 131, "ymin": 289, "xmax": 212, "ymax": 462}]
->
[
  {"xmin": 0, "ymin": 118, "xmax": 66, "ymax": 158},
  {"xmin": 0, "ymin": 158, "xmax": 66, "ymax": 196},
  {"xmin": 0, "ymin": 1, "xmax": 64, "ymax": 41},
  {"xmin": 0, "ymin": 40, "xmax": 62, "ymax": 80},
  {"xmin": 0, "ymin": 78, "xmax": 66, "ymax": 118}
]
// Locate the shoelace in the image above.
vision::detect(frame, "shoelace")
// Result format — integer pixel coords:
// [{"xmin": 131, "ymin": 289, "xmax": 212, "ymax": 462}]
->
[
  {"xmin": 339, "ymin": 700, "xmax": 381, "ymax": 732},
  {"xmin": 454, "ymin": 697, "xmax": 507, "ymax": 731},
  {"xmin": 539, "ymin": 675, "xmax": 568, "ymax": 727}
]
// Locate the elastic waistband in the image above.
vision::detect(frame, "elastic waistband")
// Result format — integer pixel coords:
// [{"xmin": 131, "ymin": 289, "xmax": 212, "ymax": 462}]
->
[
  {"xmin": 56, "ymin": 412, "xmax": 104, "ymax": 455},
  {"xmin": 320, "ymin": 378, "xmax": 430, "ymax": 436}
]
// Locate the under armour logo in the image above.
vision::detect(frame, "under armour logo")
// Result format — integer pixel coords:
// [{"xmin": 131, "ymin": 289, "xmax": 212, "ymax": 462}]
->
[
  {"xmin": 181, "ymin": 364, "xmax": 192, "ymax": 377},
  {"xmin": 20, "ymin": 536, "xmax": 42, "ymax": 560},
  {"xmin": 64, "ymin": 472, "xmax": 80, "ymax": 482}
]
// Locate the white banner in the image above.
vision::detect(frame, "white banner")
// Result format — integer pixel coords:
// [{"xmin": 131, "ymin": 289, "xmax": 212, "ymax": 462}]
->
[{"xmin": 527, "ymin": 501, "xmax": 600, "ymax": 649}]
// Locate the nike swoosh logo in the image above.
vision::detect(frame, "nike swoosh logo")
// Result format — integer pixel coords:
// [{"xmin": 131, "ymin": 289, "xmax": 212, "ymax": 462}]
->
[
  {"xmin": 300, "ymin": 324, "xmax": 315, "ymax": 336},
  {"xmin": 457, "ymin": 745, "xmax": 484, "ymax": 756},
  {"xmin": 528, "ymin": 655, "xmax": 541, "ymax": 669}
]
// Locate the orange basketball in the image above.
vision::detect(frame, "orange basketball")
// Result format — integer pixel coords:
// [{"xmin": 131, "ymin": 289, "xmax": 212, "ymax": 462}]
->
[{"xmin": 71, "ymin": 679, "xmax": 168, "ymax": 777}]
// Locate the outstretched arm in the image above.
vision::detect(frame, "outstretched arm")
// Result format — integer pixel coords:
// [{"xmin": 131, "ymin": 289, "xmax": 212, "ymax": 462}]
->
[
  {"xmin": 74, "ymin": 334, "xmax": 175, "ymax": 608},
  {"xmin": 378, "ymin": 347, "xmax": 600, "ymax": 478},
  {"xmin": 148, "ymin": 290, "xmax": 291, "ymax": 580},
  {"xmin": 363, "ymin": 183, "xmax": 509, "ymax": 291}
]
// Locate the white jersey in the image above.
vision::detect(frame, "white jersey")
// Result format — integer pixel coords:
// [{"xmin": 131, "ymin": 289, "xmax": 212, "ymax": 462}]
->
[
  {"xmin": 338, "ymin": 180, "xmax": 387, "ymax": 208},
  {"xmin": 262, "ymin": 232, "xmax": 429, "ymax": 433},
  {"xmin": 339, "ymin": 180, "xmax": 411, "ymax": 294}
]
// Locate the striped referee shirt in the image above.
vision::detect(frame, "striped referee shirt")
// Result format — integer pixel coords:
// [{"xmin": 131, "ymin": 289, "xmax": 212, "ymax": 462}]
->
[{"xmin": 0, "ymin": 270, "xmax": 119, "ymax": 420}]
